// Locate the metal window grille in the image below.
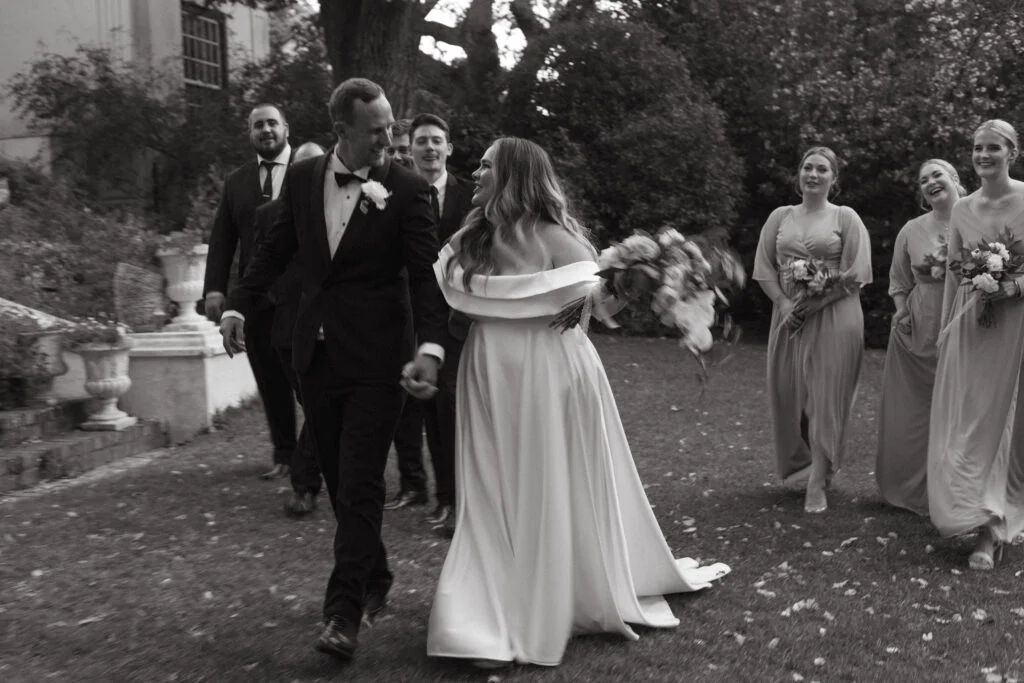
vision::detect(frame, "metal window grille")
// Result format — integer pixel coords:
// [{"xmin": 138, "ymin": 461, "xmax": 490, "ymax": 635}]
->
[{"xmin": 182, "ymin": 8, "xmax": 224, "ymax": 89}]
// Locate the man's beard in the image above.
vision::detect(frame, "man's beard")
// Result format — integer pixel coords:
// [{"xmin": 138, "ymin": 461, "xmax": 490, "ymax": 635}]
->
[{"xmin": 255, "ymin": 137, "xmax": 286, "ymax": 159}]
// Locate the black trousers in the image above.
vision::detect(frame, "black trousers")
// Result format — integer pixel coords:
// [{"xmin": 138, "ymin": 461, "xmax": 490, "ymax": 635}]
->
[
  {"xmin": 275, "ymin": 346, "xmax": 321, "ymax": 496},
  {"xmin": 300, "ymin": 343, "xmax": 402, "ymax": 626},
  {"xmin": 388, "ymin": 347, "xmax": 459, "ymax": 505},
  {"xmin": 244, "ymin": 309, "xmax": 296, "ymax": 466},
  {"xmin": 391, "ymin": 396, "xmax": 427, "ymax": 493},
  {"xmin": 421, "ymin": 352, "xmax": 458, "ymax": 506}
]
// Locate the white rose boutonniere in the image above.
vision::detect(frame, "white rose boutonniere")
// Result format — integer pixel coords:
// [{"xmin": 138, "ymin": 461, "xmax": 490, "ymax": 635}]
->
[{"xmin": 360, "ymin": 180, "xmax": 391, "ymax": 213}]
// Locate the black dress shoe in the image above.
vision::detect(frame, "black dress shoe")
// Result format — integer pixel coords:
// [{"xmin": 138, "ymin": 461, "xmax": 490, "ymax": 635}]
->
[
  {"xmin": 361, "ymin": 590, "xmax": 389, "ymax": 628},
  {"xmin": 284, "ymin": 492, "xmax": 317, "ymax": 518},
  {"xmin": 383, "ymin": 489, "xmax": 428, "ymax": 510},
  {"xmin": 315, "ymin": 616, "xmax": 358, "ymax": 661},
  {"xmin": 426, "ymin": 504, "xmax": 453, "ymax": 525}
]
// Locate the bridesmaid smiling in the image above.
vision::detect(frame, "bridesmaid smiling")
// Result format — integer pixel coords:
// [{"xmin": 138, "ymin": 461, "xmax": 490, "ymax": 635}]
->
[
  {"xmin": 876, "ymin": 159, "xmax": 965, "ymax": 514},
  {"xmin": 753, "ymin": 146, "xmax": 873, "ymax": 514}
]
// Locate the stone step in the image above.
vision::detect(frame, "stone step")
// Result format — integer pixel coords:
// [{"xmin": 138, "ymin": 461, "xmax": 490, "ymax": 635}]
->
[
  {"xmin": 0, "ymin": 400, "xmax": 92, "ymax": 447},
  {"xmin": 0, "ymin": 420, "xmax": 167, "ymax": 494}
]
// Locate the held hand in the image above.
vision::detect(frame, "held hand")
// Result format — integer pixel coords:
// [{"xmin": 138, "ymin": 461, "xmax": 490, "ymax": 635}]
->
[
  {"xmin": 892, "ymin": 309, "xmax": 911, "ymax": 335},
  {"xmin": 778, "ymin": 298, "xmax": 803, "ymax": 332},
  {"xmin": 981, "ymin": 279, "xmax": 1020, "ymax": 303},
  {"xmin": 205, "ymin": 292, "xmax": 226, "ymax": 321},
  {"xmin": 400, "ymin": 353, "xmax": 439, "ymax": 400},
  {"xmin": 220, "ymin": 316, "xmax": 246, "ymax": 357}
]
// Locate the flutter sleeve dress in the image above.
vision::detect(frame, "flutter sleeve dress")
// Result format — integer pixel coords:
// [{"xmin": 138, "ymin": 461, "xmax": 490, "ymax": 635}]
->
[
  {"xmin": 752, "ymin": 205, "xmax": 873, "ymax": 484},
  {"xmin": 927, "ymin": 203, "xmax": 1024, "ymax": 542},
  {"xmin": 426, "ymin": 243, "xmax": 731, "ymax": 667},
  {"xmin": 876, "ymin": 215, "xmax": 946, "ymax": 514}
]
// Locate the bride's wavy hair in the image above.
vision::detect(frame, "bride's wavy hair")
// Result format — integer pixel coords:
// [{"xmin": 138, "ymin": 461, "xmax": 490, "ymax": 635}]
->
[{"xmin": 447, "ymin": 137, "xmax": 594, "ymax": 289}]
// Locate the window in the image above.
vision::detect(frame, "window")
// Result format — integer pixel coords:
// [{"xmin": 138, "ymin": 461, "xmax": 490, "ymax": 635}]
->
[{"xmin": 182, "ymin": 4, "xmax": 226, "ymax": 90}]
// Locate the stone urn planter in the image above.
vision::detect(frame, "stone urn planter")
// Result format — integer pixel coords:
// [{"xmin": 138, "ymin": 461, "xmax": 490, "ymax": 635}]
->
[
  {"xmin": 77, "ymin": 339, "xmax": 137, "ymax": 431},
  {"xmin": 157, "ymin": 243, "xmax": 212, "ymax": 331}
]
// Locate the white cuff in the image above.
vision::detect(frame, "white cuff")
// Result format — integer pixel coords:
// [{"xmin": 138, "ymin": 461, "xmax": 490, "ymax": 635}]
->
[
  {"xmin": 417, "ymin": 342, "xmax": 445, "ymax": 365},
  {"xmin": 221, "ymin": 310, "xmax": 245, "ymax": 323}
]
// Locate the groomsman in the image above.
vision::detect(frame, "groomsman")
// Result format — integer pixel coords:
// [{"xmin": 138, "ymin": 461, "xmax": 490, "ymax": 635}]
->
[
  {"xmin": 220, "ymin": 78, "xmax": 445, "ymax": 661},
  {"xmin": 252, "ymin": 141, "xmax": 327, "ymax": 517},
  {"xmin": 408, "ymin": 113, "xmax": 474, "ymax": 532},
  {"xmin": 388, "ymin": 119, "xmax": 413, "ymax": 168},
  {"xmin": 204, "ymin": 103, "xmax": 298, "ymax": 481},
  {"xmin": 384, "ymin": 118, "xmax": 432, "ymax": 512}
]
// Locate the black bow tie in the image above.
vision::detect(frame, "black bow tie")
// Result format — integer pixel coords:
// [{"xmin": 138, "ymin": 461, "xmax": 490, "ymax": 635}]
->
[{"xmin": 334, "ymin": 172, "xmax": 366, "ymax": 187}]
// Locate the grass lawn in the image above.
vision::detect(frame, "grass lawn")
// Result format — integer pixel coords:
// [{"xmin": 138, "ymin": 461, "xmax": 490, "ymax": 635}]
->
[{"xmin": 1, "ymin": 335, "xmax": 1022, "ymax": 683}]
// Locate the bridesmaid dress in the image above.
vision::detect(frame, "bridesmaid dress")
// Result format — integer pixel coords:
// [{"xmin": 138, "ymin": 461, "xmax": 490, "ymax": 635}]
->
[
  {"xmin": 928, "ymin": 203, "xmax": 1024, "ymax": 543},
  {"xmin": 876, "ymin": 214, "xmax": 946, "ymax": 514},
  {"xmin": 752, "ymin": 205, "xmax": 873, "ymax": 484},
  {"xmin": 426, "ymin": 244, "xmax": 731, "ymax": 667}
]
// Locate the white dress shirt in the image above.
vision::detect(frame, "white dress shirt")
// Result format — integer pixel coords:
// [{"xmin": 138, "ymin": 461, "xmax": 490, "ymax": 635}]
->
[
  {"xmin": 258, "ymin": 144, "xmax": 291, "ymax": 200},
  {"xmin": 325, "ymin": 153, "xmax": 370, "ymax": 258}
]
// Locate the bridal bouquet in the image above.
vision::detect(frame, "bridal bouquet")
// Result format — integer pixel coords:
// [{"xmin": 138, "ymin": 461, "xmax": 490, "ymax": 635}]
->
[
  {"xmin": 912, "ymin": 239, "xmax": 948, "ymax": 281},
  {"xmin": 949, "ymin": 229, "xmax": 1024, "ymax": 328},
  {"xmin": 550, "ymin": 227, "xmax": 746, "ymax": 381}
]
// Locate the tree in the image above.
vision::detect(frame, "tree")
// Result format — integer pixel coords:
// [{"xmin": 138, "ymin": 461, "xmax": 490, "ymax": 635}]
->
[{"xmin": 503, "ymin": 15, "xmax": 743, "ymax": 242}]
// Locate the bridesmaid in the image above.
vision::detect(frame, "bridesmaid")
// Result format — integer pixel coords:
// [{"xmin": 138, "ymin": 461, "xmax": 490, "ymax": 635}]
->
[
  {"xmin": 876, "ymin": 160, "xmax": 965, "ymax": 514},
  {"xmin": 753, "ymin": 146, "xmax": 873, "ymax": 513},
  {"xmin": 929, "ymin": 119, "xmax": 1024, "ymax": 570}
]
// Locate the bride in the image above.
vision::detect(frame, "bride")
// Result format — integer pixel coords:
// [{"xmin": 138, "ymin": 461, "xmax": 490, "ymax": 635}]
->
[{"xmin": 404, "ymin": 136, "xmax": 730, "ymax": 668}]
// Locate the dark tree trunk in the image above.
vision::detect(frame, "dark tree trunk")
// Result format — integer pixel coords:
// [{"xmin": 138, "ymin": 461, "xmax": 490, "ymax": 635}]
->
[{"xmin": 318, "ymin": 0, "xmax": 437, "ymax": 114}]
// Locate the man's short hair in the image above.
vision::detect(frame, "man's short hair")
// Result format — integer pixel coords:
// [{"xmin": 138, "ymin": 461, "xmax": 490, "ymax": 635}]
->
[
  {"xmin": 410, "ymin": 113, "xmax": 451, "ymax": 143},
  {"xmin": 391, "ymin": 119, "xmax": 412, "ymax": 138},
  {"xmin": 328, "ymin": 78, "xmax": 384, "ymax": 125},
  {"xmin": 249, "ymin": 103, "xmax": 286, "ymax": 123}
]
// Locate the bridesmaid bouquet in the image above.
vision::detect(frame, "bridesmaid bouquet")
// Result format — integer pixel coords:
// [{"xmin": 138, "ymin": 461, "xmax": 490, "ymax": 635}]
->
[
  {"xmin": 783, "ymin": 257, "xmax": 847, "ymax": 300},
  {"xmin": 912, "ymin": 239, "xmax": 949, "ymax": 281},
  {"xmin": 949, "ymin": 230, "xmax": 1024, "ymax": 328},
  {"xmin": 550, "ymin": 227, "xmax": 746, "ymax": 383}
]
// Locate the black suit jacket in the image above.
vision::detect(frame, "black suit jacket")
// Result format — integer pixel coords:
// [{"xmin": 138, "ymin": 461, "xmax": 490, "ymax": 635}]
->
[
  {"xmin": 204, "ymin": 152, "xmax": 294, "ymax": 306},
  {"xmin": 251, "ymin": 199, "xmax": 301, "ymax": 348},
  {"xmin": 438, "ymin": 173, "xmax": 474, "ymax": 244},
  {"xmin": 437, "ymin": 173, "xmax": 475, "ymax": 352},
  {"xmin": 228, "ymin": 154, "xmax": 445, "ymax": 379}
]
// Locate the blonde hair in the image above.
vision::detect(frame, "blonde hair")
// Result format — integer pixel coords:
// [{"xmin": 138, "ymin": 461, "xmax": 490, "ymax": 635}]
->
[
  {"xmin": 974, "ymin": 119, "xmax": 1020, "ymax": 151},
  {"xmin": 448, "ymin": 137, "xmax": 594, "ymax": 289},
  {"xmin": 918, "ymin": 158, "xmax": 967, "ymax": 210}
]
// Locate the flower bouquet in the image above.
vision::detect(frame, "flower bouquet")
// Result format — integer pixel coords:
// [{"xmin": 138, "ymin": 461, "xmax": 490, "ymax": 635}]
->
[
  {"xmin": 912, "ymin": 238, "xmax": 948, "ymax": 281},
  {"xmin": 550, "ymin": 227, "xmax": 746, "ymax": 385},
  {"xmin": 949, "ymin": 229, "xmax": 1024, "ymax": 328},
  {"xmin": 783, "ymin": 257, "xmax": 846, "ymax": 299}
]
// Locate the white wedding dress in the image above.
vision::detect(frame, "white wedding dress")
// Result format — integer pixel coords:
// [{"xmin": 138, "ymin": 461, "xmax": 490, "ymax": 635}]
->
[{"xmin": 426, "ymin": 244, "xmax": 731, "ymax": 667}]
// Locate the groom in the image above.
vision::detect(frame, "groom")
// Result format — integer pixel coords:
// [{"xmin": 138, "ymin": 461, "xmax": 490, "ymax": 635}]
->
[{"xmin": 219, "ymin": 77, "xmax": 445, "ymax": 661}]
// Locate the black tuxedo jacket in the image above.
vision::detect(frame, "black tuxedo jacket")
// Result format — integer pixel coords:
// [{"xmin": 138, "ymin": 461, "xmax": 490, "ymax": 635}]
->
[
  {"xmin": 228, "ymin": 154, "xmax": 445, "ymax": 379},
  {"xmin": 204, "ymin": 151, "xmax": 295, "ymax": 304}
]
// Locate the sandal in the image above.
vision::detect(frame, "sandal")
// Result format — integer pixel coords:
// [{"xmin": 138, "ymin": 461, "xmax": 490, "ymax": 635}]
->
[{"xmin": 968, "ymin": 529, "xmax": 1002, "ymax": 571}]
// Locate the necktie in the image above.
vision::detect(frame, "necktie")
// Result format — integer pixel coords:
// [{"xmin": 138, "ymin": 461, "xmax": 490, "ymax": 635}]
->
[
  {"xmin": 334, "ymin": 172, "xmax": 365, "ymax": 187},
  {"xmin": 259, "ymin": 160, "xmax": 275, "ymax": 199},
  {"xmin": 430, "ymin": 185, "xmax": 441, "ymax": 222}
]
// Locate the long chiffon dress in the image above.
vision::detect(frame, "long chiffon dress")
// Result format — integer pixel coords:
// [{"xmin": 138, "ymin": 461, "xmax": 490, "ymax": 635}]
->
[
  {"xmin": 752, "ymin": 205, "xmax": 873, "ymax": 484},
  {"xmin": 426, "ymin": 244, "xmax": 731, "ymax": 667},
  {"xmin": 928, "ymin": 202, "xmax": 1024, "ymax": 543},
  {"xmin": 876, "ymin": 214, "xmax": 946, "ymax": 514}
]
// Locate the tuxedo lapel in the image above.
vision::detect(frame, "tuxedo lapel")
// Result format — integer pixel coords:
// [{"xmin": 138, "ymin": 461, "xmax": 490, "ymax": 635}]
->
[
  {"xmin": 328, "ymin": 158, "xmax": 393, "ymax": 268},
  {"xmin": 440, "ymin": 174, "xmax": 462, "ymax": 241},
  {"xmin": 311, "ymin": 154, "xmax": 332, "ymax": 270}
]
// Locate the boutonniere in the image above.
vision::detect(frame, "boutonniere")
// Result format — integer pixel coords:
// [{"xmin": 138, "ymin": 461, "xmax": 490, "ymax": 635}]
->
[{"xmin": 359, "ymin": 180, "xmax": 391, "ymax": 214}]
